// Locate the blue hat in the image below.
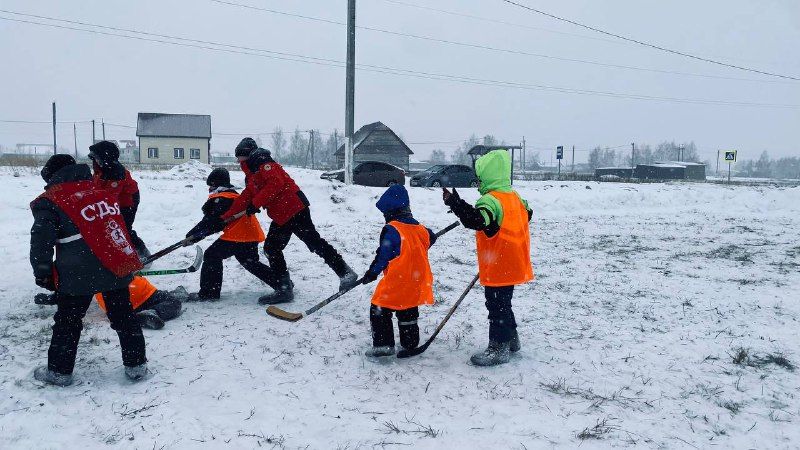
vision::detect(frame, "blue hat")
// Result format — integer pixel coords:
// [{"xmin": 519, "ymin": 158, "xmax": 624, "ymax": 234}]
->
[{"xmin": 376, "ymin": 184, "xmax": 410, "ymax": 213}]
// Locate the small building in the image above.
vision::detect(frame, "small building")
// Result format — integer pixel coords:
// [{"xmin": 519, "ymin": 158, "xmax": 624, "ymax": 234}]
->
[
  {"xmin": 334, "ymin": 122, "xmax": 413, "ymax": 170},
  {"xmin": 136, "ymin": 113, "xmax": 211, "ymax": 165},
  {"xmin": 634, "ymin": 162, "xmax": 706, "ymax": 181}
]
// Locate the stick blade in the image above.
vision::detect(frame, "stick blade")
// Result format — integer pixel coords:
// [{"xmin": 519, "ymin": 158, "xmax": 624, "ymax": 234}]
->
[
  {"xmin": 266, "ymin": 306, "xmax": 304, "ymax": 322},
  {"xmin": 187, "ymin": 246, "xmax": 204, "ymax": 273},
  {"xmin": 396, "ymin": 343, "xmax": 429, "ymax": 359}
]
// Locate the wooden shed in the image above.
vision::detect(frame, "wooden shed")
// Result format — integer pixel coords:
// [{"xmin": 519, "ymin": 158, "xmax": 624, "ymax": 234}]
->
[{"xmin": 335, "ymin": 122, "xmax": 413, "ymax": 170}]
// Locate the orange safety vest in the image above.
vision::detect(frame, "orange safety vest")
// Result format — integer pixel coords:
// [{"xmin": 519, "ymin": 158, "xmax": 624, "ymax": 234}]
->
[
  {"xmin": 95, "ymin": 276, "xmax": 157, "ymax": 312},
  {"xmin": 476, "ymin": 191, "xmax": 534, "ymax": 287},
  {"xmin": 371, "ymin": 221, "xmax": 434, "ymax": 310},
  {"xmin": 210, "ymin": 191, "xmax": 266, "ymax": 242}
]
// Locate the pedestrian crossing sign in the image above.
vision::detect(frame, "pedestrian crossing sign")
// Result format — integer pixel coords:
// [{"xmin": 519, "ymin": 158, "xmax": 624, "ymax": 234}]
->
[{"xmin": 724, "ymin": 150, "xmax": 737, "ymax": 163}]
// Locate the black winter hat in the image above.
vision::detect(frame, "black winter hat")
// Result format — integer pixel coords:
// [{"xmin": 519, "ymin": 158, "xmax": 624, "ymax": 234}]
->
[
  {"xmin": 41, "ymin": 154, "xmax": 76, "ymax": 183},
  {"xmin": 246, "ymin": 148, "xmax": 274, "ymax": 173},
  {"xmin": 207, "ymin": 167, "xmax": 233, "ymax": 188},
  {"xmin": 88, "ymin": 140, "xmax": 120, "ymax": 163},
  {"xmin": 235, "ymin": 137, "xmax": 259, "ymax": 158}
]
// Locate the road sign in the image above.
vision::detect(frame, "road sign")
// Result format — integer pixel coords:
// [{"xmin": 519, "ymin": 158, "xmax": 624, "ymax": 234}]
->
[
  {"xmin": 724, "ymin": 150, "xmax": 737, "ymax": 162},
  {"xmin": 556, "ymin": 146, "xmax": 564, "ymax": 160}
]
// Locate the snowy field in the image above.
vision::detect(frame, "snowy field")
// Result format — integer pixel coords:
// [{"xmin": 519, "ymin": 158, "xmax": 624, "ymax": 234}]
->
[{"xmin": 1, "ymin": 163, "xmax": 799, "ymax": 449}]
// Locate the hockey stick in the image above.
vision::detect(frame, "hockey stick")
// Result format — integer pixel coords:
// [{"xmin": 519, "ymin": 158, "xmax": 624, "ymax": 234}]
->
[
  {"xmin": 397, "ymin": 273, "xmax": 480, "ymax": 358},
  {"xmin": 137, "ymin": 246, "xmax": 203, "ymax": 276},
  {"xmin": 266, "ymin": 221, "xmax": 461, "ymax": 322},
  {"xmin": 139, "ymin": 212, "xmax": 245, "ymax": 268}
]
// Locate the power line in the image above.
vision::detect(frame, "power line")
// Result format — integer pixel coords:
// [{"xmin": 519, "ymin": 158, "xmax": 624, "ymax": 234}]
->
[
  {"xmin": 500, "ymin": 0, "xmax": 800, "ymax": 81},
  {"xmin": 0, "ymin": 119, "xmax": 93, "ymax": 124},
  {"xmin": 211, "ymin": 0, "xmax": 786, "ymax": 84},
  {"xmin": 1, "ymin": 12, "xmax": 798, "ymax": 109}
]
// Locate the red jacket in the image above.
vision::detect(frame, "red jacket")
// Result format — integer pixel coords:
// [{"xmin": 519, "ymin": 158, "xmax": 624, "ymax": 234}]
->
[
  {"xmin": 222, "ymin": 160, "xmax": 307, "ymax": 226},
  {"xmin": 93, "ymin": 168, "xmax": 139, "ymax": 208}
]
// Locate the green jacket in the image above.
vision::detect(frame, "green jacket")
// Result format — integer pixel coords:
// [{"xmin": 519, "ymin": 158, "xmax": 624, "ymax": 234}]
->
[{"xmin": 474, "ymin": 150, "xmax": 530, "ymax": 226}]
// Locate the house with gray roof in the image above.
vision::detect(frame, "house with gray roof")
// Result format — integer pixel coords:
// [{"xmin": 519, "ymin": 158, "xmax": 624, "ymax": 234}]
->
[
  {"xmin": 334, "ymin": 121, "xmax": 413, "ymax": 170},
  {"xmin": 136, "ymin": 113, "xmax": 212, "ymax": 165}
]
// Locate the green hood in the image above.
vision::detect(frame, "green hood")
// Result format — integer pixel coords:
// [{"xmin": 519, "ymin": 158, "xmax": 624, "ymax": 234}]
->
[{"xmin": 475, "ymin": 150, "xmax": 512, "ymax": 195}]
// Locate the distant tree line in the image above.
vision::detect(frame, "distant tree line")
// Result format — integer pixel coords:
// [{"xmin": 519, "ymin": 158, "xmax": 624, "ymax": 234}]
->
[
  {"xmin": 261, "ymin": 127, "xmax": 341, "ymax": 169},
  {"xmin": 588, "ymin": 141, "xmax": 700, "ymax": 170},
  {"xmin": 734, "ymin": 151, "xmax": 800, "ymax": 179}
]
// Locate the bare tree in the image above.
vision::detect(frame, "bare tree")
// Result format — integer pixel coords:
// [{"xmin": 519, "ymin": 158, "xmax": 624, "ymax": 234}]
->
[{"xmin": 270, "ymin": 127, "xmax": 286, "ymax": 160}]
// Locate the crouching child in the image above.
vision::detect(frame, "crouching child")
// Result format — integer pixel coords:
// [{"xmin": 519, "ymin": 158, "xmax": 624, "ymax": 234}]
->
[
  {"xmin": 442, "ymin": 149, "xmax": 534, "ymax": 366},
  {"xmin": 36, "ymin": 276, "xmax": 184, "ymax": 330},
  {"xmin": 361, "ymin": 185, "xmax": 437, "ymax": 357}
]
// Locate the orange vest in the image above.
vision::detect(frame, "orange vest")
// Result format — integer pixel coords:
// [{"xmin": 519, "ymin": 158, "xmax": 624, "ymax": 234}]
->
[
  {"xmin": 476, "ymin": 191, "xmax": 534, "ymax": 287},
  {"xmin": 371, "ymin": 221, "xmax": 434, "ymax": 310},
  {"xmin": 210, "ymin": 191, "xmax": 266, "ymax": 242},
  {"xmin": 95, "ymin": 276, "xmax": 157, "ymax": 312}
]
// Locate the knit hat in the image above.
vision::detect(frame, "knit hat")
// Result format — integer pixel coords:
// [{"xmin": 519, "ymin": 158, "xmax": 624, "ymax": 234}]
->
[
  {"xmin": 88, "ymin": 140, "xmax": 120, "ymax": 164},
  {"xmin": 235, "ymin": 137, "xmax": 259, "ymax": 158},
  {"xmin": 41, "ymin": 154, "xmax": 77, "ymax": 183},
  {"xmin": 206, "ymin": 167, "xmax": 233, "ymax": 188}
]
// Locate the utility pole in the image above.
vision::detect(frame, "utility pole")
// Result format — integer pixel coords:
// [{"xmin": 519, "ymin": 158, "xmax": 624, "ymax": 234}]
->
[
  {"xmin": 521, "ymin": 136, "xmax": 526, "ymax": 174},
  {"xmin": 344, "ymin": 0, "xmax": 356, "ymax": 185},
  {"xmin": 571, "ymin": 145, "xmax": 575, "ymax": 173},
  {"xmin": 73, "ymin": 122, "xmax": 78, "ymax": 158},
  {"xmin": 102, "ymin": 119, "xmax": 106, "ymax": 140},
  {"xmin": 678, "ymin": 144, "xmax": 684, "ymax": 162},
  {"xmin": 92, "ymin": 119, "xmax": 96, "ymax": 143},
  {"xmin": 716, "ymin": 150, "xmax": 720, "ymax": 176},
  {"xmin": 52, "ymin": 102, "xmax": 57, "ymax": 155},
  {"xmin": 631, "ymin": 142, "xmax": 635, "ymax": 167}
]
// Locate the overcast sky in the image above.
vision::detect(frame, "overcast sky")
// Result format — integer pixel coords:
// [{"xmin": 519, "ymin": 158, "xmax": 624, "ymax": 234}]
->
[{"xmin": 1, "ymin": 0, "xmax": 799, "ymax": 163}]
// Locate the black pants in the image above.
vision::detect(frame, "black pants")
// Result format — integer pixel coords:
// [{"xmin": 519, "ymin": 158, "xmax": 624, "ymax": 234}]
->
[
  {"xmin": 370, "ymin": 304, "xmax": 420, "ymax": 349},
  {"xmin": 485, "ymin": 286, "xmax": 517, "ymax": 343},
  {"xmin": 199, "ymin": 239, "xmax": 278, "ymax": 298},
  {"xmin": 264, "ymin": 208, "xmax": 348, "ymax": 280},
  {"xmin": 122, "ymin": 207, "xmax": 150, "ymax": 259},
  {"xmin": 138, "ymin": 290, "xmax": 181, "ymax": 321},
  {"xmin": 48, "ymin": 288, "xmax": 146, "ymax": 374}
]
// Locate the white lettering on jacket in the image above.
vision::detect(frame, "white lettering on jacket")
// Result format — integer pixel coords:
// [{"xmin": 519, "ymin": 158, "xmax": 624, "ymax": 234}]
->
[{"xmin": 80, "ymin": 201, "xmax": 120, "ymax": 222}]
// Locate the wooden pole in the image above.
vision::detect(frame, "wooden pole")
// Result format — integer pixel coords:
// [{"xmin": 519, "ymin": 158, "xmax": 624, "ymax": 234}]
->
[
  {"xmin": 344, "ymin": 0, "xmax": 356, "ymax": 184},
  {"xmin": 52, "ymin": 102, "xmax": 57, "ymax": 155}
]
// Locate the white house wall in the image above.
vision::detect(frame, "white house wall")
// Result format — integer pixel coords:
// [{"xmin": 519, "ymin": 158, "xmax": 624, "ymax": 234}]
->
[{"xmin": 138, "ymin": 137, "xmax": 210, "ymax": 165}]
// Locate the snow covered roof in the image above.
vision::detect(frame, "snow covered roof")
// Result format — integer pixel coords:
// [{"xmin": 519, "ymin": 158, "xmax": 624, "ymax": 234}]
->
[{"xmin": 136, "ymin": 113, "xmax": 212, "ymax": 139}]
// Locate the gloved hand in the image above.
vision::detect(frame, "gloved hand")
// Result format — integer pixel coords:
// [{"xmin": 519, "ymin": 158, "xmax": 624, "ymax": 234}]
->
[
  {"xmin": 35, "ymin": 276, "xmax": 56, "ymax": 291},
  {"xmin": 360, "ymin": 271, "xmax": 379, "ymax": 285},
  {"xmin": 442, "ymin": 187, "xmax": 461, "ymax": 207},
  {"xmin": 246, "ymin": 204, "xmax": 260, "ymax": 216}
]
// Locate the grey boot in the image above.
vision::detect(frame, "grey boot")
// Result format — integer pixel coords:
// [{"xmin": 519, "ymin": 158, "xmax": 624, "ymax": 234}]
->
[
  {"xmin": 136, "ymin": 310, "xmax": 165, "ymax": 330},
  {"xmin": 509, "ymin": 330, "xmax": 521, "ymax": 353},
  {"xmin": 186, "ymin": 292, "xmax": 219, "ymax": 302},
  {"xmin": 339, "ymin": 265, "xmax": 359, "ymax": 292},
  {"xmin": 470, "ymin": 341, "xmax": 511, "ymax": 366},
  {"xmin": 125, "ymin": 363, "xmax": 148, "ymax": 381},
  {"xmin": 33, "ymin": 366, "xmax": 73, "ymax": 387},
  {"xmin": 258, "ymin": 276, "xmax": 295, "ymax": 305},
  {"xmin": 170, "ymin": 285, "xmax": 189, "ymax": 299},
  {"xmin": 365, "ymin": 346, "xmax": 395, "ymax": 357}
]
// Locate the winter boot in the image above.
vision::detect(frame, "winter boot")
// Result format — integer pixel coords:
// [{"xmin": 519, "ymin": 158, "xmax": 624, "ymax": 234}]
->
[
  {"xmin": 34, "ymin": 293, "xmax": 58, "ymax": 305},
  {"xmin": 186, "ymin": 292, "xmax": 219, "ymax": 302},
  {"xmin": 258, "ymin": 276, "xmax": 295, "ymax": 305},
  {"xmin": 125, "ymin": 363, "xmax": 148, "ymax": 381},
  {"xmin": 136, "ymin": 310, "xmax": 165, "ymax": 330},
  {"xmin": 470, "ymin": 341, "xmax": 511, "ymax": 366},
  {"xmin": 33, "ymin": 366, "xmax": 73, "ymax": 387},
  {"xmin": 509, "ymin": 329, "xmax": 521, "ymax": 353},
  {"xmin": 170, "ymin": 285, "xmax": 189, "ymax": 299},
  {"xmin": 338, "ymin": 265, "xmax": 360, "ymax": 292},
  {"xmin": 365, "ymin": 346, "xmax": 396, "ymax": 357}
]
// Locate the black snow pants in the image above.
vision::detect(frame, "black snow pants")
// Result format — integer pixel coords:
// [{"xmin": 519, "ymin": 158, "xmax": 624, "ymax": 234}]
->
[
  {"xmin": 264, "ymin": 208, "xmax": 349, "ymax": 280},
  {"xmin": 199, "ymin": 239, "xmax": 278, "ymax": 298},
  {"xmin": 370, "ymin": 304, "xmax": 420, "ymax": 349},
  {"xmin": 485, "ymin": 285, "xmax": 517, "ymax": 343},
  {"xmin": 138, "ymin": 290, "xmax": 182, "ymax": 321},
  {"xmin": 48, "ymin": 288, "xmax": 146, "ymax": 374}
]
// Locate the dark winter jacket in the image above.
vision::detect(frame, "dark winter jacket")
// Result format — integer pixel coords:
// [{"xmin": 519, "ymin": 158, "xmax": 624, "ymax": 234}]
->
[
  {"xmin": 30, "ymin": 164, "xmax": 132, "ymax": 296},
  {"xmin": 93, "ymin": 162, "xmax": 140, "ymax": 226},
  {"xmin": 186, "ymin": 187, "xmax": 237, "ymax": 238},
  {"xmin": 223, "ymin": 149, "xmax": 309, "ymax": 226},
  {"xmin": 366, "ymin": 186, "xmax": 436, "ymax": 277}
]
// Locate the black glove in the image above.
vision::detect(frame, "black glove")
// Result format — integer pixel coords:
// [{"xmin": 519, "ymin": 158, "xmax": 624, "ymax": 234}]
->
[
  {"xmin": 35, "ymin": 276, "xmax": 56, "ymax": 291},
  {"xmin": 443, "ymin": 187, "xmax": 461, "ymax": 207},
  {"xmin": 360, "ymin": 271, "xmax": 379, "ymax": 285},
  {"xmin": 246, "ymin": 204, "xmax": 260, "ymax": 216}
]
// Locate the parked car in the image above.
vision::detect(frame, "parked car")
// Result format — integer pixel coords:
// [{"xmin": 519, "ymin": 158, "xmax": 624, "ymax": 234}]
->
[
  {"xmin": 409, "ymin": 164, "xmax": 479, "ymax": 187},
  {"xmin": 320, "ymin": 161, "xmax": 406, "ymax": 187}
]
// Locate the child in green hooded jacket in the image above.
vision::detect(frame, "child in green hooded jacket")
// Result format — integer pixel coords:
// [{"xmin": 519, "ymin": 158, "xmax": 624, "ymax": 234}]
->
[{"xmin": 443, "ymin": 150, "xmax": 534, "ymax": 366}]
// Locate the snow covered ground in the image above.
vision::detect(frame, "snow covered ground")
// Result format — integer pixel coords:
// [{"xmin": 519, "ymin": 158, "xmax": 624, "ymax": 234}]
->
[{"xmin": 1, "ymin": 163, "xmax": 799, "ymax": 449}]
